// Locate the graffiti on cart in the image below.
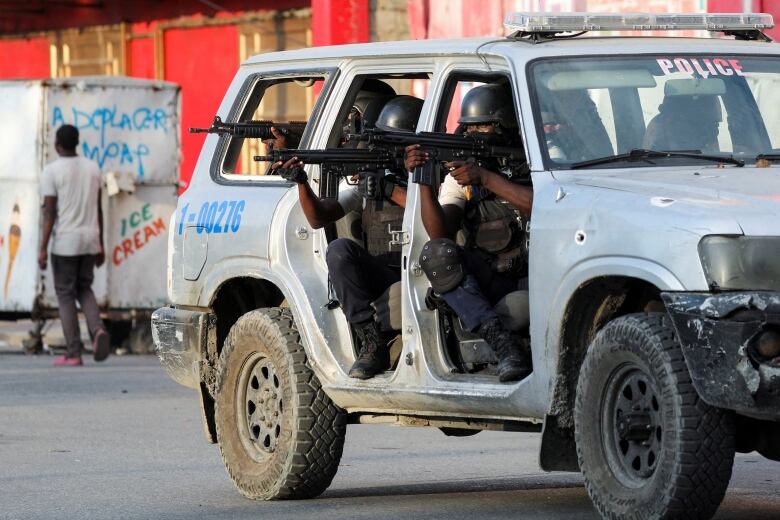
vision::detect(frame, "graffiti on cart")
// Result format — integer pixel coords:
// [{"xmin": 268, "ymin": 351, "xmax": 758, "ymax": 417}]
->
[
  {"xmin": 4, "ymin": 203, "xmax": 22, "ymax": 299},
  {"xmin": 112, "ymin": 203, "xmax": 166, "ymax": 266},
  {"xmin": 52, "ymin": 104, "xmax": 173, "ymax": 178}
]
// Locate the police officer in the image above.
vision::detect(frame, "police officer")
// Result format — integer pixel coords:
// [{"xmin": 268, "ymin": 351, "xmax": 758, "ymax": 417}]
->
[
  {"xmin": 263, "ymin": 79, "xmax": 395, "ymax": 151},
  {"xmin": 276, "ymin": 94, "xmax": 424, "ymax": 379},
  {"xmin": 406, "ymin": 83, "xmax": 533, "ymax": 382}
]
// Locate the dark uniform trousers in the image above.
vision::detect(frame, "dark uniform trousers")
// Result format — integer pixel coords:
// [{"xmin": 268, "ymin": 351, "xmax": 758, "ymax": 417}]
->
[
  {"xmin": 325, "ymin": 238, "xmax": 401, "ymax": 324},
  {"xmin": 438, "ymin": 248, "xmax": 525, "ymax": 332}
]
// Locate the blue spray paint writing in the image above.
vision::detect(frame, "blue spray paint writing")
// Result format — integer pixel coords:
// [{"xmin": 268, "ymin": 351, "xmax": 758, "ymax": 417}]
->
[
  {"xmin": 81, "ymin": 141, "xmax": 151, "ymax": 177},
  {"xmin": 52, "ymin": 105, "xmax": 173, "ymax": 178}
]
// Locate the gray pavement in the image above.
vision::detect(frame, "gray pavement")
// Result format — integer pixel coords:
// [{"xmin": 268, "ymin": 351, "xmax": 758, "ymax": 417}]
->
[{"xmin": 0, "ymin": 354, "xmax": 778, "ymax": 520}]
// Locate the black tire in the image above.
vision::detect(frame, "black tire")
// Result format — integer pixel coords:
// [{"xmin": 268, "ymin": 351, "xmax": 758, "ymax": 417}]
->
[
  {"xmin": 215, "ymin": 308, "xmax": 346, "ymax": 500},
  {"xmin": 575, "ymin": 313, "xmax": 735, "ymax": 520}
]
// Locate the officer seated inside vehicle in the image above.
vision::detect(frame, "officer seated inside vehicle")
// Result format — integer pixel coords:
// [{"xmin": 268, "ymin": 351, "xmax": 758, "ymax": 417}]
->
[
  {"xmin": 542, "ymin": 88, "xmax": 613, "ymax": 163},
  {"xmin": 643, "ymin": 93, "xmax": 722, "ymax": 152},
  {"xmin": 269, "ymin": 82, "xmax": 424, "ymax": 380},
  {"xmin": 405, "ymin": 83, "xmax": 533, "ymax": 383}
]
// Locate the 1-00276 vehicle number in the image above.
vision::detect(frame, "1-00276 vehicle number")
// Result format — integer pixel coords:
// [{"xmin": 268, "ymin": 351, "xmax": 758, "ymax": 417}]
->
[{"xmin": 177, "ymin": 200, "xmax": 245, "ymax": 235}]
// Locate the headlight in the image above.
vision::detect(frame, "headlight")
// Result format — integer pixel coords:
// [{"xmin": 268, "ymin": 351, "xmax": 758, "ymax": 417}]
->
[{"xmin": 698, "ymin": 235, "xmax": 780, "ymax": 291}]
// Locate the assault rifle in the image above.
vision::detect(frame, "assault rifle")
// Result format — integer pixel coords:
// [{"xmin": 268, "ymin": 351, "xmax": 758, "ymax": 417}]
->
[
  {"xmin": 346, "ymin": 128, "xmax": 527, "ymax": 186},
  {"xmin": 254, "ymin": 148, "xmax": 406, "ymax": 203},
  {"xmin": 189, "ymin": 116, "xmax": 306, "ymax": 143}
]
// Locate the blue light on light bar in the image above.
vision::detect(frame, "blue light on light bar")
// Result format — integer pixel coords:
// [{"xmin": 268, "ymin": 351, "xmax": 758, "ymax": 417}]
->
[{"xmin": 504, "ymin": 12, "xmax": 774, "ymax": 33}]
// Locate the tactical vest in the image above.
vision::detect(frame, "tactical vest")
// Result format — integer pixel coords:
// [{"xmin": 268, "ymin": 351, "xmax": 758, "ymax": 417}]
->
[
  {"xmin": 461, "ymin": 184, "xmax": 529, "ymax": 275},
  {"xmin": 362, "ymin": 201, "xmax": 405, "ymax": 256}
]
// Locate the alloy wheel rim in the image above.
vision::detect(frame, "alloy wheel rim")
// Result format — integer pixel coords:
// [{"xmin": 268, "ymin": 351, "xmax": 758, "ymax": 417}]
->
[{"xmin": 237, "ymin": 353, "xmax": 284, "ymax": 459}]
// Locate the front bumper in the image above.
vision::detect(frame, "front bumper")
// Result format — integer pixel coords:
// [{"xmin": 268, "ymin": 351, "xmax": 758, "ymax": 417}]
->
[
  {"xmin": 663, "ymin": 292, "xmax": 780, "ymax": 420},
  {"xmin": 151, "ymin": 307, "xmax": 209, "ymax": 389}
]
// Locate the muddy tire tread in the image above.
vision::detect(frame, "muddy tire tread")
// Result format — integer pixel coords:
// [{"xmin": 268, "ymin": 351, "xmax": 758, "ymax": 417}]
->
[
  {"xmin": 575, "ymin": 312, "xmax": 735, "ymax": 520},
  {"xmin": 215, "ymin": 308, "xmax": 346, "ymax": 500}
]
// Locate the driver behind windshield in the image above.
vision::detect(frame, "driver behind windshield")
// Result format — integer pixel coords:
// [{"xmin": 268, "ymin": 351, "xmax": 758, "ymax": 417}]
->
[{"xmin": 644, "ymin": 94, "xmax": 721, "ymax": 152}]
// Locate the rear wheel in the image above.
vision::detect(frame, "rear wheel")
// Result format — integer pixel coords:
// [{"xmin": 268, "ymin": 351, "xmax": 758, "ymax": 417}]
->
[
  {"xmin": 215, "ymin": 308, "xmax": 346, "ymax": 500},
  {"xmin": 575, "ymin": 313, "xmax": 735, "ymax": 519}
]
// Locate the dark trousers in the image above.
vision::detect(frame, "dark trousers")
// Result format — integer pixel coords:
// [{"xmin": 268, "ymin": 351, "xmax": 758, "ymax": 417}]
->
[
  {"xmin": 325, "ymin": 239, "xmax": 401, "ymax": 324},
  {"xmin": 51, "ymin": 254, "xmax": 105, "ymax": 358},
  {"xmin": 439, "ymin": 249, "xmax": 522, "ymax": 332}
]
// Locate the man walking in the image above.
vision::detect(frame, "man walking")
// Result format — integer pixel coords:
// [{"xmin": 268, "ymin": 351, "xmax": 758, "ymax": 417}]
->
[{"xmin": 38, "ymin": 124, "xmax": 110, "ymax": 366}]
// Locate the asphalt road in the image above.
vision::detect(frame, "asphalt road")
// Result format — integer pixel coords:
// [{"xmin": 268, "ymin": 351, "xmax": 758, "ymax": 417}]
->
[{"xmin": 1, "ymin": 354, "xmax": 778, "ymax": 520}]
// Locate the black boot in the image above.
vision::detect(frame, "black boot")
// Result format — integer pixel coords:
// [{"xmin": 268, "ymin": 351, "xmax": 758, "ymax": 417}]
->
[
  {"xmin": 349, "ymin": 319, "xmax": 390, "ymax": 379},
  {"xmin": 478, "ymin": 317, "xmax": 532, "ymax": 382}
]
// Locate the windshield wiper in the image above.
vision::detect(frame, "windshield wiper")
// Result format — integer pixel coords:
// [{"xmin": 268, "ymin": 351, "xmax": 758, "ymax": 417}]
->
[
  {"xmin": 570, "ymin": 149, "xmax": 745, "ymax": 169},
  {"xmin": 756, "ymin": 153, "xmax": 780, "ymax": 161}
]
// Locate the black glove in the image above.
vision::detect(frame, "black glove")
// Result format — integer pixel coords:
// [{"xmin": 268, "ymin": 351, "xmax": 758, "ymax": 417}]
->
[
  {"xmin": 278, "ymin": 166, "xmax": 308, "ymax": 184},
  {"xmin": 358, "ymin": 173, "xmax": 397, "ymax": 201},
  {"xmin": 381, "ymin": 174, "xmax": 398, "ymax": 201},
  {"xmin": 357, "ymin": 173, "xmax": 379, "ymax": 200}
]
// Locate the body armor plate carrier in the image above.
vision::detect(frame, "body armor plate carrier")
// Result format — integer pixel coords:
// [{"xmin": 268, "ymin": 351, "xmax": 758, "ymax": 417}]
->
[
  {"xmin": 461, "ymin": 184, "xmax": 529, "ymax": 275},
  {"xmin": 362, "ymin": 202, "xmax": 405, "ymax": 257}
]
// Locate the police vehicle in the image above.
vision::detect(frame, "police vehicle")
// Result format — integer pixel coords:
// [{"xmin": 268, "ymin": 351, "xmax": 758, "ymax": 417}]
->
[{"xmin": 152, "ymin": 12, "xmax": 780, "ymax": 519}]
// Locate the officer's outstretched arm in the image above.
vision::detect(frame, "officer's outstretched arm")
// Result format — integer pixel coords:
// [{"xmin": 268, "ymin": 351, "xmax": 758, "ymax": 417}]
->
[
  {"xmin": 389, "ymin": 186, "xmax": 406, "ymax": 208},
  {"xmin": 419, "ymin": 184, "xmax": 462, "ymax": 240},
  {"xmin": 483, "ymin": 172, "xmax": 533, "ymax": 217},
  {"xmin": 272, "ymin": 157, "xmax": 345, "ymax": 229},
  {"xmin": 298, "ymin": 182, "xmax": 345, "ymax": 229}
]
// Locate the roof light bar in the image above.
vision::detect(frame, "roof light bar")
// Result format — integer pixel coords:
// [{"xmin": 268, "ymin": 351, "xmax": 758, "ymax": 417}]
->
[{"xmin": 504, "ymin": 12, "xmax": 774, "ymax": 33}]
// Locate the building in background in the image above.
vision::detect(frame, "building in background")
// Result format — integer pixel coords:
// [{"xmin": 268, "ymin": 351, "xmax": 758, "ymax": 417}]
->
[{"xmin": 0, "ymin": 0, "xmax": 777, "ymax": 189}]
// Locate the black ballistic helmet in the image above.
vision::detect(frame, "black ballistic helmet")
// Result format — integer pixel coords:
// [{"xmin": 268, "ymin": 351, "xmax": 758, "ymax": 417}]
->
[
  {"xmin": 375, "ymin": 95, "xmax": 424, "ymax": 132},
  {"xmin": 344, "ymin": 79, "xmax": 396, "ymax": 135},
  {"xmin": 352, "ymin": 92, "xmax": 393, "ymax": 131},
  {"xmin": 458, "ymin": 84, "xmax": 518, "ymax": 130}
]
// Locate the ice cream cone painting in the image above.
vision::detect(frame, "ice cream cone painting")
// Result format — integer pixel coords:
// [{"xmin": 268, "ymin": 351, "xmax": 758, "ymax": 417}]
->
[{"xmin": 4, "ymin": 203, "xmax": 21, "ymax": 299}]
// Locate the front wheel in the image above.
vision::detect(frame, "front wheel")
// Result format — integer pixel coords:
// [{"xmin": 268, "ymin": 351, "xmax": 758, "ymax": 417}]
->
[
  {"xmin": 215, "ymin": 308, "xmax": 346, "ymax": 500},
  {"xmin": 575, "ymin": 313, "xmax": 735, "ymax": 520}
]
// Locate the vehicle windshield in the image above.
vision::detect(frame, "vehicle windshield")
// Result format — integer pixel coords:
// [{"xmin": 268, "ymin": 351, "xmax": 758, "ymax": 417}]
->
[{"xmin": 530, "ymin": 55, "xmax": 780, "ymax": 169}]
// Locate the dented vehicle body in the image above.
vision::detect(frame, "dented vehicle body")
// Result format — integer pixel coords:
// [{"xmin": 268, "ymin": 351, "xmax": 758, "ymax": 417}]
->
[
  {"xmin": 664, "ymin": 291, "xmax": 780, "ymax": 420},
  {"xmin": 152, "ymin": 22, "xmax": 780, "ymax": 519}
]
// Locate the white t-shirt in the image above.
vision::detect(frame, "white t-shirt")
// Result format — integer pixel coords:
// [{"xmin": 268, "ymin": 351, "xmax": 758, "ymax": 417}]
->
[
  {"xmin": 40, "ymin": 156, "xmax": 102, "ymax": 256},
  {"xmin": 438, "ymin": 173, "xmax": 470, "ymax": 210},
  {"xmin": 336, "ymin": 178, "xmax": 363, "ymax": 214}
]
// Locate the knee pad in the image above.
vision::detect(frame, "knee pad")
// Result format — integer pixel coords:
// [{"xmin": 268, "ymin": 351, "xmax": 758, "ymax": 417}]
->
[{"xmin": 419, "ymin": 238, "xmax": 464, "ymax": 293}]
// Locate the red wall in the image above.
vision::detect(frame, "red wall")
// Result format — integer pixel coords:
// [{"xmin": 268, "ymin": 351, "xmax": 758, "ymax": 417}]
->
[
  {"xmin": 129, "ymin": 22, "xmax": 156, "ymax": 80},
  {"xmin": 164, "ymin": 25, "xmax": 240, "ymax": 190},
  {"xmin": 311, "ymin": 0, "xmax": 369, "ymax": 46},
  {"xmin": 0, "ymin": 37, "xmax": 50, "ymax": 78},
  {"xmin": 0, "ymin": 0, "xmax": 307, "ymax": 34}
]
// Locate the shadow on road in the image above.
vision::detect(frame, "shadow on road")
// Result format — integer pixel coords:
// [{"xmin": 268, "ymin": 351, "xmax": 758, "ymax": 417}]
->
[{"xmin": 322, "ymin": 474, "xmax": 584, "ymax": 499}]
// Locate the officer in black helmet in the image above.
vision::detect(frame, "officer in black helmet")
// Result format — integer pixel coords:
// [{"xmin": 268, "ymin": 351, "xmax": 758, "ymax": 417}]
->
[
  {"xmin": 405, "ymin": 83, "xmax": 534, "ymax": 383},
  {"xmin": 276, "ymin": 93, "xmax": 424, "ymax": 379},
  {"xmin": 263, "ymin": 79, "xmax": 395, "ymax": 151}
]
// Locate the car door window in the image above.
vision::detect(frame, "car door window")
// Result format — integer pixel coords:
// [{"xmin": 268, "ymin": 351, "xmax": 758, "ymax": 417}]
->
[{"xmin": 220, "ymin": 73, "xmax": 330, "ymax": 180}]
